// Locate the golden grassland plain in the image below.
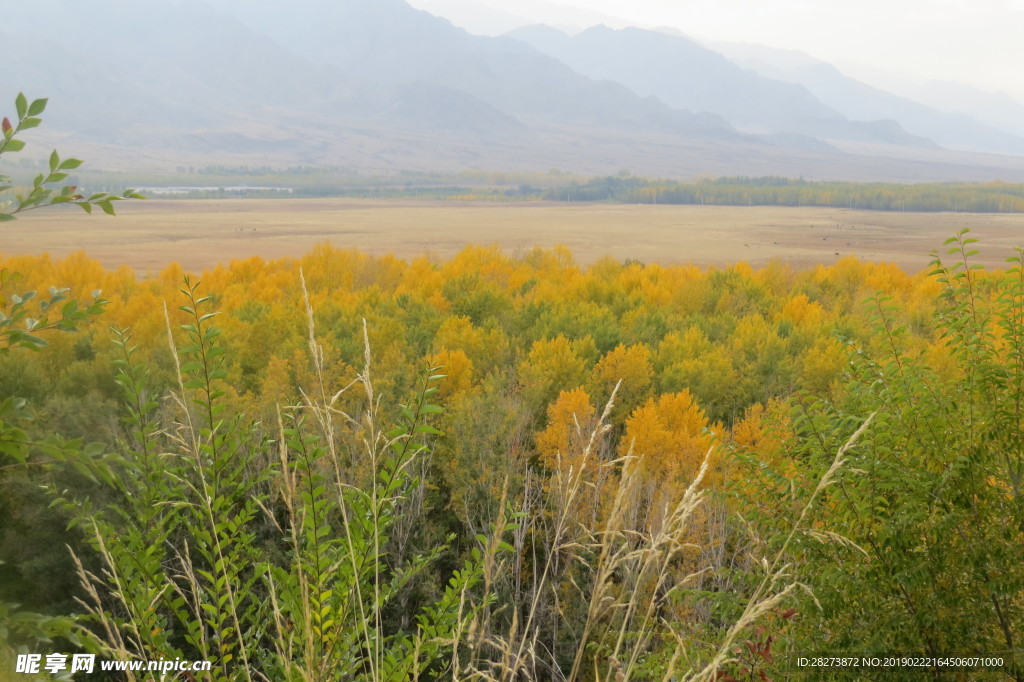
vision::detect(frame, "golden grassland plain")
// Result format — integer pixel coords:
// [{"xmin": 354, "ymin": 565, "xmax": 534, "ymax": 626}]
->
[{"xmin": 7, "ymin": 198, "xmax": 1024, "ymax": 273}]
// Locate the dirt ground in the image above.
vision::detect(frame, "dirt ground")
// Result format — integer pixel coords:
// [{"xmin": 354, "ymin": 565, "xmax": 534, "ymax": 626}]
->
[{"xmin": 6, "ymin": 198, "xmax": 1024, "ymax": 273}]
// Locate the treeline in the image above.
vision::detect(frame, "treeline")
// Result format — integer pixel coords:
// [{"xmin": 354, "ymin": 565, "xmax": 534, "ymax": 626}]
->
[
  {"xmin": 56, "ymin": 167, "xmax": 579, "ymax": 200},
  {"xmin": 2, "ymin": 242, "xmax": 1023, "ymax": 679},
  {"xmin": 44, "ymin": 163, "xmax": 1024, "ymax": 211},
  {"xmin": 541, "ymin": 175, "xmax": 1024, "ymax": 212}
]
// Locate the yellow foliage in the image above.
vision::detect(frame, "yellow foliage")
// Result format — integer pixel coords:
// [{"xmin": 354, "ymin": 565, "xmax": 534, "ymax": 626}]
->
[
  {"xmin": 923, "ymin": 340, "xmax": 960, "ymax": 384},
  {"xmin": 731, "ymin": 261, "xmax": 754, "ymax": 279},
  {"xmin": 755, "ymin": 259, "xmax": 796, "ymax": 296},
  {"xmin": 813, "ymin": 256, "xmax": 867, "ymax": 299},
  {"xmin": 800, "ymin": 337, "xmax": 847, "ymax": 395},
  {"xmin": 426, "ymin": 348, "xmax": 474, "ymax": 399},
  {"xmin": 590, "ymin": 343, "xmax": 653, "ymax": 422},
  {"xmin": 864, "ymin": 261, "xmax": 912, "ymax": 295},
  {"xmin": 620, "ymin": 391, "xmax": 711, "ymax": 483},
  {"xmin": 260, "ymin": 354, "xmax": 295, "ymax": 405},
  {"xmin": 778, "ymin": 294, "xmax": 825, "ymax": 328},
  {"xmin": 106, "ymin": 290, "xmax": 166, "ymax": 349},
  {"xmin": 518, "ymin": 335, "xmax": 588, "ymax": 409},
  {"xmin": 655, "ymin": 327, "xmax": 711, "ymax": 369},
  {"xmin": 536, "ymin": 387, "xmax": 597, "ymax": 471},
  {"xmin": 433, "ymin": 316, "xmax": 507, "ymax": 371},
  {"xmin": 397, "ymin": 256, "xmax": 445, "ymax": 300},
  {"xmin": 731, "ymin": 399, "xmax": 792, "ymax": 458}
]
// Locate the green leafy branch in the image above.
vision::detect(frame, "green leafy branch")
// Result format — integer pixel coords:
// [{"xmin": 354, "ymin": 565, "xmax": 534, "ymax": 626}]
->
[
  {"xmin": 1, "ymin": 92, "xmax": 143, "ymax": 222},
  {"xmin": 0, "ymin": 275, "xmax": 108, "ymax": 354},
  {"xmin": 0, "ymin": 91, "xmax": 142, "ymax": 660}
]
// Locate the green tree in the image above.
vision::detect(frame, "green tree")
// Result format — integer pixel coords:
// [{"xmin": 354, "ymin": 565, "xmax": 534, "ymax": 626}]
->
[{"xmin": 788, "ymin": 231, "xmax": 1024, "ymax": 679}]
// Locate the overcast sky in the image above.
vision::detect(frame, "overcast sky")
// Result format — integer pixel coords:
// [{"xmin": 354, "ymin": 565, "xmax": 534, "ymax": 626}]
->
[{"xmin": 407, "ymin": 0, "xmax": 1024, "ymax": 102}]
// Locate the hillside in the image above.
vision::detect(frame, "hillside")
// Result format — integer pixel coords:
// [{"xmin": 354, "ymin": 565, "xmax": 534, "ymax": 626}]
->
[
  {"xmin": 715, "ymin": 40, "xmax": 1024, "ymax": 155},
  {"xmin": 505, "ymin": 24, "xmax": 935, "ymax": 149},
  {"xmin": 3, "ymin": 0, "xmax": 1024, "ymax": 181}
]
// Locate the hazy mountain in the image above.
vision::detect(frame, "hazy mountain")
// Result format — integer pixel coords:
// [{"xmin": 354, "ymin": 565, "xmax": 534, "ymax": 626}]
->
[
  {"xmin": 403, "ymin": 0, "xmax": 627, "ymax": 36},
  {"xmin": 506, "ymin": 25, "xmax": 935, "ymax": 148},
  {"xmin": 380, "ymin": 83, "xmax": 525, "ymax": 135},
  {"xmin": 405, "ymin": 0, "xmax": 538, "ymax": 36},
  {"xmin": 4, "ymin": 0, "xmax": 1024, "ymax": 181},
  {"xmin": 0, "ymin": 0, "xmax": 741, "ymax": 176},
  {"xmin": 715, "ymin": 42, "xmax": 1024, "ymax": 155},
  {"xmin": 0, "ymin": 0, "xmax": 369, "ymax": 146},
  {"xmin": 892, "ymin": 81, "xmax": 1024, "ymax": 140},
  {"xmin": 202, "ymin": 0, "xmax": 736, "ymax": 136}
]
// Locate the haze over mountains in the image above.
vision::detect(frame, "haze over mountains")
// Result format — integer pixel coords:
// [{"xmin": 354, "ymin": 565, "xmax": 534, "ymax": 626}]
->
[{"xmin": 4, "ymin": 0, "xmax": 1024, "ymax": 181}]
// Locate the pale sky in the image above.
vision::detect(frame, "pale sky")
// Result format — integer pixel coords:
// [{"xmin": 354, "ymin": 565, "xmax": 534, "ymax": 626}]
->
[{"xmin": 407, "ymin": 0, "xmax": 1024, "ymax": 102}]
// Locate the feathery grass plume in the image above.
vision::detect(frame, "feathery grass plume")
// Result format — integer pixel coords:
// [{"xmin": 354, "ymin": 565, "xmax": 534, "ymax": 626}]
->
[{"xmin": 459, "ymin": 383, "xmax": 741, "ymax": 681}]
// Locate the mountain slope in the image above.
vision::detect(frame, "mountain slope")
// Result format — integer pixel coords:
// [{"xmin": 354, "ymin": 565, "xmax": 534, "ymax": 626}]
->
[
  {"xmin": 716, "ymin": 41, "xmax": 1024, "ymax": 155},
  {"xmin": 893, "ymin": 81, "xmax": 1024, "ymax": 139},
  {"xmin": 4, "ymin": 0, "xmax": 1024, "ymax": 181},
  {"xmin": 203, "ymin": 0, "xmax": 738, "ymax": 136},
  {"xmin": 506, "ymin": 24, "xmax": 935, "ymax": 148}
]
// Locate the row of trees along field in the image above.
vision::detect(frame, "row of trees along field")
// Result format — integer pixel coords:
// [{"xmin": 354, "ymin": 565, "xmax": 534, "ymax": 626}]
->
[
  {"xmin": 2, "ymin": 94, "xmax": 1023, "ymax": 679},
  {"xmin": 539, "ymin": 175, "xmax": 1024, "ymax": 212},
  {"xmin": 36, "ymin": 162, "xmax": 1024, "ymax": 209}
]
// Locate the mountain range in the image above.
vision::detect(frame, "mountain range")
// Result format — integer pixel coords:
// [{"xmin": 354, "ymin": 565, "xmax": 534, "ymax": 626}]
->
[{"xmin": 3, "ymin": 0, "xmax": 1024, "ymax": 182}]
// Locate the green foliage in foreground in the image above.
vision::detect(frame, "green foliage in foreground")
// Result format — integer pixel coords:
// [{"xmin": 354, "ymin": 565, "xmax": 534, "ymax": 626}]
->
[
  {"xmin": 0, "ymin": 93, "xmax": 133, "ymax": 354},
  {"xmin": 0, "ymin": 91, "xmax": 142, "ymax": 670},
  {"xmin": 57, "ymin": 284, "xmax": 488, "ymax": 681},
  {"xmin": 834, "ymin": 233, "xmax": 1022, "ymax": 676},
  {"xmin": 740, "ymin": 231, "xmax": 1024, "ymax": 679}
]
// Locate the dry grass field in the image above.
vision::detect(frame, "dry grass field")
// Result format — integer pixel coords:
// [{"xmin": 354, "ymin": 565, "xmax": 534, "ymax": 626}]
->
[{"xmin": 6, "ymin": 198, "xmax": 1024, "ymax": 273}]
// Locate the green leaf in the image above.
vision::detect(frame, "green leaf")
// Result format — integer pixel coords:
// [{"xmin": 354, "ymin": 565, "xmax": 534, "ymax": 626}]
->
[
  {"xmin": 15, "ymin": 93, "xmax": 27, "ymax": 120},
  {"xmin": 27, "ymin": 98, "xmax": 47, "ymax": 116},
  {"xmin": 0, "ymin": 213, "xmax": 15, "ymax": 222}
]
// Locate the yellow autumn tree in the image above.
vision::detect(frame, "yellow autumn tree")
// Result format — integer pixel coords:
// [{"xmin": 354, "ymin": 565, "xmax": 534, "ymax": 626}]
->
[
  {"xmin": 536, "ymin": 387, "xmax": 598, "ymax": 472},
  {"xmin": 425, "ymin": 348, "xmax": 474, "ymax": 399},
  {"xmin": 433, "ymin": 315, "xmax": 507, "ymax": 373},
  {"xmin": 799, "ymin": 337, "xmax": 847, "ymax": 395},
  {"xmin": 730, "ymin": 398, "xmax": 793, "ymax": 464},
  {"xmin": 777, "ymin": 293, "xmax": 825, "ymax": 329},
  {"xmin": 589, "ymin": 343, "xmax": 653, "ymax": 423},
  {"xmin": 620, "ymin": 390, "xmax": 713, "ymax": 486},
  {"xmin": 517, "ymin": 335, "xmax": 590, "ymax": 413}
]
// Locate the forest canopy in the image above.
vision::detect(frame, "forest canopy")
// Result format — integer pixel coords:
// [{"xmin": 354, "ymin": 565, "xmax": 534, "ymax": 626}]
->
[{"xmin": 2, "ymin": 238, "xmax": 1022, "ymax": 679}]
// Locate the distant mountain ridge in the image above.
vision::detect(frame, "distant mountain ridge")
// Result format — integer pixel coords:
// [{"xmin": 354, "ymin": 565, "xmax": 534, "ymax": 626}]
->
[
  {"xmin": 712, "ymin": 41, "xmax": 1024, "ymax": 155},
  {"xmin": 201, "ymin": 0, "xmax": 739, "ymax": 136},
  {"xmin": 506, "ymin": 24, "xmax": 938, "ymax": 149},
  {"xmin": 3, "ymin": 0, "xmax": 1024, "ymax": 181}
]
